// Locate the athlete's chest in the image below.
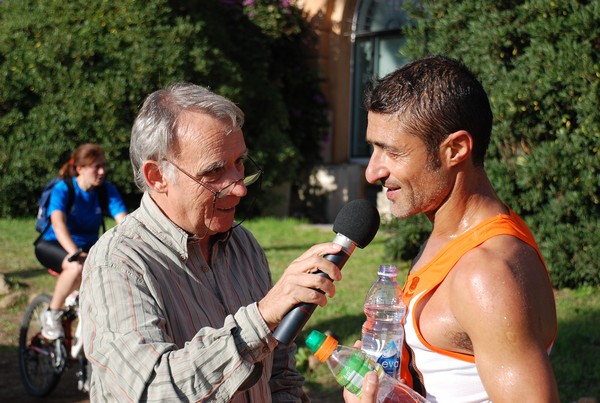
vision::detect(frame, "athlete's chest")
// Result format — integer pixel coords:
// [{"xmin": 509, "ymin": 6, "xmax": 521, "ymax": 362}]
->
[{"xmin": 411, "ymin": 270, "xmax": 474, "ymax": 356}]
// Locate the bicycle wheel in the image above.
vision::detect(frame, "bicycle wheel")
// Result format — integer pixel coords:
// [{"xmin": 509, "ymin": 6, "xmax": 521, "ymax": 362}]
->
[{"xmin": 18, "ymin": 294, "xmax": 63, "ymax": 396}]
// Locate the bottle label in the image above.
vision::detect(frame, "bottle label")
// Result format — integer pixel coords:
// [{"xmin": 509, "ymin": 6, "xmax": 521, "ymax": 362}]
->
[
  {"xmin": 376, "ymin": 341, "xmax": 400, "ymax": 377},
  {"xmin": 336, "ymin": 351, "xmax": 372, "ymax": 395}
]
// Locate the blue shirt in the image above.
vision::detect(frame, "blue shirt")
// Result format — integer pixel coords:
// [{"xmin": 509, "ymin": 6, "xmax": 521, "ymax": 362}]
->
[{"xmin": 43, "ymin": 177, "xmax": 127, "ymax": 249}]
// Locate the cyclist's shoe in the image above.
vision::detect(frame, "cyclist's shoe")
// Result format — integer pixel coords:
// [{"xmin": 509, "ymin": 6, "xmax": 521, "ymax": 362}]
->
[{"xmin": 41, "ymin": 309, "xmax": 64, "ymax": 340}]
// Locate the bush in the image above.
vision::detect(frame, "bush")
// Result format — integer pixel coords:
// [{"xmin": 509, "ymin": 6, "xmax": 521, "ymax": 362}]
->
[
  {"xmin": 384, "ymin": 215, "xmax": 431, "ymax": 262},
  {"xmin": 0, "ymin": 0, "xmax": 328, "ymax": 218},
  {"xmin": 384, "ymin": 0, "xmax": 599, "ymax": 288}
]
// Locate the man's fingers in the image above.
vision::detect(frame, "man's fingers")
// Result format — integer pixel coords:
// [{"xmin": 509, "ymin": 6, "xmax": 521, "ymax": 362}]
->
[{"xmin": 362, "ymin": 371, "xmax": 378, "ymax": 399}]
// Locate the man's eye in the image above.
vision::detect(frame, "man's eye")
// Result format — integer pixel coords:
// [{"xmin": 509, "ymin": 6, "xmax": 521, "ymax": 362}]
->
[{"xmin": 202, "ymin": 169, "xmax": 223, "ymax": 182}]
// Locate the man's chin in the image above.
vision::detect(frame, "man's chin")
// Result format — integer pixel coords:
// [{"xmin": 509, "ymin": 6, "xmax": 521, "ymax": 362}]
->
[{"xmin": 209, "ymin": 219, "xmax": 236, "ymax": 233}]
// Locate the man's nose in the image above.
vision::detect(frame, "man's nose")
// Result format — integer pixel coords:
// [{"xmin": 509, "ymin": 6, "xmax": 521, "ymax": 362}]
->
[{"xmin": 365, "ymin": 155, "xmax": 385, "ymax": 185}]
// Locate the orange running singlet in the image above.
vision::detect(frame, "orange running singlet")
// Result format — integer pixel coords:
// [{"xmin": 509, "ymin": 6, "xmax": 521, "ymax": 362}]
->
[{"xmin": 399, "ymin": 209, "xmax": 555, "ymax": 402}]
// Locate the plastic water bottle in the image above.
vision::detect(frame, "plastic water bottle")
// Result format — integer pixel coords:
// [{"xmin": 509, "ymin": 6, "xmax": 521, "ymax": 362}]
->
[
  {"xmin": 361, "ymin": 265, "xmax": 405, "ymax": 379},
  {"xmin": 305, "ymin": 330, "xmax": 429, "ymax": 403}
]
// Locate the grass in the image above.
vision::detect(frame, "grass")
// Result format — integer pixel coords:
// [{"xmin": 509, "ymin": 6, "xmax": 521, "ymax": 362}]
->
[{"xmin": 1, "ymin": 217, "xmax": 599, "ymax": 401}]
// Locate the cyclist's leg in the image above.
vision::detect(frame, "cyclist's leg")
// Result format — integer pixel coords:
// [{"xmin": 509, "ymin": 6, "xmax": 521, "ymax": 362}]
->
[
  {"xmin": 34, "ymin": 240, "xmax": 66, "ymax": 274},
  {"xmin": 35, "ymin": 241, "xmax": 69, "ymax": 338},
  {"xmin": 49, "ymin": 259, "xmax": 83, "ymax": 311}
]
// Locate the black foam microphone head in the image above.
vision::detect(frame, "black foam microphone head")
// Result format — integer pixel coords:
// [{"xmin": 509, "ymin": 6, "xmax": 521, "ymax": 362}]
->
[{"xmin": 332, "ymin": 199, "xmax": 381, "ymax": 248}]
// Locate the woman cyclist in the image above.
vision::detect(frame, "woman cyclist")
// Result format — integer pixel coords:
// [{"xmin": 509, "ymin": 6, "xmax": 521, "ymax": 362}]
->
[{"xmin": 35, "ymin": 143, "xmax": 127, "ymax": 340}]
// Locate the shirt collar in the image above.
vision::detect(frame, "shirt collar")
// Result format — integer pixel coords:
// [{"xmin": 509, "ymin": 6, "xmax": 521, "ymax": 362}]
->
[{"xmin": 138, "ymin": 192, "xmax": 233, "ymax": 260}]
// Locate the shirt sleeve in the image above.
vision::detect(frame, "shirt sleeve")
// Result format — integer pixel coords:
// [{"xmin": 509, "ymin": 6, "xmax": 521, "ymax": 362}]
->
[
  {"xmin": 270, "ymin": 342, "xmax": 310, "ymax": 403},
  {"xmin": 47, "ymin": 180, "xmax": 70, "ymax": 215},
  {"xmin": 81, "ymin": 254, "xmax": 278, "ymax": 401},
  {"xmin": 103, "ymin": 182, "xmax": 128, "ymax": 217}
]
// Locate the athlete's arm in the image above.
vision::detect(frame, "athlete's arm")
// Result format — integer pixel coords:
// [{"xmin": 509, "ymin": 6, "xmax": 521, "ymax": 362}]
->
[{"xmin": 451, "ymin": 236, "xmax": 559, "ymax": 402}]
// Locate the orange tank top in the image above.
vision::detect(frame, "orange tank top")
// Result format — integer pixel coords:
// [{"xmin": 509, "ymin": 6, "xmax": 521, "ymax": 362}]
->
[{"xmin": 399, "ymin": 209, "xmax": 555, "ymax": 400}]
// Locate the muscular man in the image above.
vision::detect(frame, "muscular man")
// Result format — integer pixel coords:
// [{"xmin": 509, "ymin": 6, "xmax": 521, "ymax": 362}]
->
[{"xmin": 348, "ymin": 55, "xmax": 558, "ymax": 402}]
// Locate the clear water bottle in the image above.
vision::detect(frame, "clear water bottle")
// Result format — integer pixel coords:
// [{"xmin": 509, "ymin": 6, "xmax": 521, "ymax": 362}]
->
[
  {"xmin": 305, "ymin": 330, "xmax": 429, "ymax": 403},
  {"xmin": 361, "ymin": 265, "xmax": 405, "ymax": 379}
]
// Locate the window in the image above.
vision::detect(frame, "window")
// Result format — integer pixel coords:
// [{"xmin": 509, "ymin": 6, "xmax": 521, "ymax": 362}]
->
[{"xmin": 350, "ymin": 0, "xmax": 415, "ymax": 161}]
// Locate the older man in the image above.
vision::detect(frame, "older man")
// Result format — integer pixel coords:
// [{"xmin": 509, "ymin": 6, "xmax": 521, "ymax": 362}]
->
[{"xmin": 81, "ymin": 83, "xmax": 342, "ymax": 402}]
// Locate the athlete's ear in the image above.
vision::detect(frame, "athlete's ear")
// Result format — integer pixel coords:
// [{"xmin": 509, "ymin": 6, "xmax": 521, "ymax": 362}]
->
[
  {"xmin": 440, "ymin": 130, "xmax": 473, "ymax": 167},
  {"xmin": 143, "ymin": 160, "xmax": 169, "ymax": 193}
]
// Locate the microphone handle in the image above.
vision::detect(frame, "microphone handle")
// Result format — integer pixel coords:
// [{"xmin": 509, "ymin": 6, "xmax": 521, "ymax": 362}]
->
[{"xmin": 272, "ymin": 251, "xmax": 351, "ymax": 345}]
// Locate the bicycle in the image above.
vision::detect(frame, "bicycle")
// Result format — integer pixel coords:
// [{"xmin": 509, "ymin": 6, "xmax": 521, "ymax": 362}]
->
[{"xmin": 18, "ymin": 262, "xmax": 90, "ymax": 397}]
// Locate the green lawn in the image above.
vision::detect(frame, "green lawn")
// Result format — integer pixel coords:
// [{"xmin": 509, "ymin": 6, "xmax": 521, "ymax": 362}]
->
[{"xmin": 1, "ymin": 217, "xmax": 598, "ymax": 401}]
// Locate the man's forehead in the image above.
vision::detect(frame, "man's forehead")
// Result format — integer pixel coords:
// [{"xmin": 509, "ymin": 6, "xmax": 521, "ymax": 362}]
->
[
  {"xmin": 177, "ymin": 110, "xmax": 236, "ymax": 138},
  {"xmin": 175, "ymin": 123, "xmax": 246, "ymax": 167}
]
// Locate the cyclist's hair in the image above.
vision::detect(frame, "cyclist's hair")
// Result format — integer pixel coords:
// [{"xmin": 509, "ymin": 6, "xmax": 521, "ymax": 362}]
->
[
  {"xmin": 365, "ymin": 55, "xmax": 493, "ymax": 168},
  {"xmin": 59, "ymin": 143, "xmax": 105, "ymax": 179},
  {"xmin": 130, "ymin": 82, "xmax": 245, "ymax": 191}
]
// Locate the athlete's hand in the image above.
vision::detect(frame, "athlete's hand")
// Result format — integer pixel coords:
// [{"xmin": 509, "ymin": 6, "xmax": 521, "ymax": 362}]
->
[{"xmin": 343, "ymin": 371, "xmax": 378, "ymax": 403}]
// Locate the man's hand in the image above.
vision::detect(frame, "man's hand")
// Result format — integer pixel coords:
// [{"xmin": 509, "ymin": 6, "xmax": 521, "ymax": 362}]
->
[
  {"xmin": 344, "ymin": 371, "xmax": 379, "ymax": 403},
  {"xmin": 343, "ymin": 340, "xmax": 378, "ymax": 402},
  {"xmin": 258, "ymin": 242, "xmax": 343, "ymax": 330}
]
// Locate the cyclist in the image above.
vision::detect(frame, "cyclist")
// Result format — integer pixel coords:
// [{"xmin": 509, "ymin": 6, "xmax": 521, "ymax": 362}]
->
[{"xmin": 34, "ymin": 143, "xmax": 127, "ymax": 340}]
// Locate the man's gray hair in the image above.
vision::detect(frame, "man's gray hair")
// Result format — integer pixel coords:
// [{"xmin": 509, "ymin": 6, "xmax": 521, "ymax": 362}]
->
[{"xmin": 130, "ymin": 82, "xmax": 245, "ymax": 191}]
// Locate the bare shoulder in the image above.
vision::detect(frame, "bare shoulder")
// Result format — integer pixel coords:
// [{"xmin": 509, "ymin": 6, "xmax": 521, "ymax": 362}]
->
[
  {"xmin": 447, "ymin": 235, "xmax": 556, "ymax": 345},
  {"xmin": 451, "ymin": 234, "xmax": 547, "ymax": 291}
]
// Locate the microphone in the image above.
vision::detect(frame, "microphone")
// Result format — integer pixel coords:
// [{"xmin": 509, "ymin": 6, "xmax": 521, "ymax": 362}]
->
[{"xmin": 272, "ymin": 199, "xmax": 381, "ymax": 345}]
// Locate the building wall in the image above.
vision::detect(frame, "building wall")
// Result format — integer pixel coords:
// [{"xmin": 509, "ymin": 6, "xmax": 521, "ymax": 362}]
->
[
  {"xmin": 301, "ymin": 0, "xmax": 356, "ymax": 165},
  {"xmin": 298, "ymin": 0, "xmax": 390, "ymax": 222}
]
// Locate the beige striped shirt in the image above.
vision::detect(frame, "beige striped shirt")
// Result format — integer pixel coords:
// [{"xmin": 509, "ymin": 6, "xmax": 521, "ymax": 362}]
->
[{"xmin": 81, "ymin": 193, "xmax": 308, "ymax": 402}]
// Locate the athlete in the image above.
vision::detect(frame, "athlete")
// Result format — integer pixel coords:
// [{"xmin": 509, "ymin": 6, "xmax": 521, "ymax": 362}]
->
[{"xmin": 346, "ymin": 55, "xmax": 558, "ymax": 402}]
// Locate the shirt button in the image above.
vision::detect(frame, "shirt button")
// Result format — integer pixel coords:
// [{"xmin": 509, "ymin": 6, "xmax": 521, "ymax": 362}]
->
[
  {"xmin": 202, "ymin": 266, "xmax": 209, "ymax": 273},
  {"xmin": 262, "ymin": 346, "xmax": 270, "ymax": 354}
]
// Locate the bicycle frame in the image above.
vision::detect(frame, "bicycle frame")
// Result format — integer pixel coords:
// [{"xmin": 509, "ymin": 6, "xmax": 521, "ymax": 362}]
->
[
  {"xmin": 63, "ymin": 290, "xmax": 89, "ymax": 392},
  {"xmin": 19, "ymin": 289, "xmax": 90, "ymax": 397}
]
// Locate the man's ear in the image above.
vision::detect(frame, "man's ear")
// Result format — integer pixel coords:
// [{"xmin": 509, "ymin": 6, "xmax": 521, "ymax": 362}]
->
[
  {"xmin": 441, "ymin": 130, "xmax": 473, "ymax": 167},
  {"xmin": 142, "ymin": 161, "xmax": 169, "ymax": 193}
]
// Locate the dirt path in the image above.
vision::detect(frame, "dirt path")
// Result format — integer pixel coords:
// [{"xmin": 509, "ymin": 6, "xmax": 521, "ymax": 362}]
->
[
  {"xmin": 0, "ymin": 353, "xmax": 89, "ymax": 402},
  {"xmin": 0, "ymin": 303, "xmax": 88, "ymax": 402}
]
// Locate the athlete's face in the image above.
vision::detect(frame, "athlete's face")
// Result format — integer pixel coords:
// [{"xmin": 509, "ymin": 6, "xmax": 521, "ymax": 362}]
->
[{"xmin": 365, "ymin": 112, "xmax": 452, "ymax": 219}]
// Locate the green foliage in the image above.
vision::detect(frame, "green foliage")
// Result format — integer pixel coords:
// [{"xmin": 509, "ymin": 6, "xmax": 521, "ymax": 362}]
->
[
  {"xmin": 385, "ymin": 0, "xmax": 600, "ymax": 288},
  {"xmin": 0, "ymin": 0, "xmax": 328, "ymax": 218},
  {"xmin": 383, "ymin": 215, "xmax": 431, "ymax": 262},
  {"xmin": 0, "ymin": 0, "xmax": 192, "ymax": 213},
  {"xmin": 237, "ymin": 0, "xmax": 330, "ymax": 213}
]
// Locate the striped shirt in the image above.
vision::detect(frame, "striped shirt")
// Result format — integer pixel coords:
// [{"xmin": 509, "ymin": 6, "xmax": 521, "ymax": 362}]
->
[{"xmin": 81, "ymin": 193, "xmax": 308, "ymax": 402}]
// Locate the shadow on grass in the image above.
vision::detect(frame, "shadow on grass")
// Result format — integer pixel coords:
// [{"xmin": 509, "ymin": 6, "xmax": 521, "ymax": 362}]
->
[
  {"xmin": 7, "ymin": 266, "xmax": 49, "ymax": 281},
  {"xmin": 552, "ymin": 306, "xmax": 600, "ymax": 402},
  {"xmin": 301, "ymin": 314, "xmax": 366, "ymax": 345},
  {"xmin": 262, "ymin": 236, "xmax": 387, "ymax": 253},
  {"xmin": 295, "ymin": 314, "xmax": 366, "ymax": 397},
  {"xmin": 0, "ymin": 342, "xmax": 89, "ymax": 402}
]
